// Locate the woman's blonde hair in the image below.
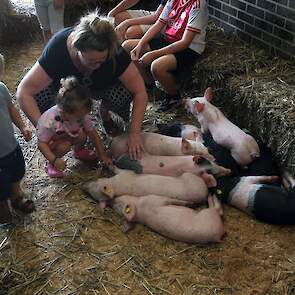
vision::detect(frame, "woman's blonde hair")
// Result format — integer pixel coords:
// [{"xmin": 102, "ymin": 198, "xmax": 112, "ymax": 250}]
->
[
  {"xmin": 57, "ymin": 76, "xmax": 92, "ymax": 114},
  {"xmin": 71, "ymin": 10, "xmax": 118, "ymax": 59}
]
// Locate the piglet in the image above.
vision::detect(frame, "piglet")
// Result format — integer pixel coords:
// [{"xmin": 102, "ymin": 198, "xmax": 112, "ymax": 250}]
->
[
  {"xmin": 112, "ymin": 194, "xmax": 225, "ymax": 243},
  {"xmin": 157, "ymin": 123, "xmax": 202, "ymax": 141},
  {"xmin": 115, "ymin": 153, "xmax": 230, "ymax": 179},
  {"xmin": 111, "ymin": 132, "xmax": 212, "ymax": 159},
  {"xmin": 83, "ymin": 168, "xmax": 209, "ymax": 204},
  {"xmin": 184, "ymin": 87, "xmax": 260, "ymax": 167}
]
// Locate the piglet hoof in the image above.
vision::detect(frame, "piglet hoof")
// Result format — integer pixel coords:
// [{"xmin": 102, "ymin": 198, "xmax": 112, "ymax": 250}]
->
[
  {"xmin": 101, "ymin": 185, "xmax": 115, "ymax": 199},
  {"xmin": 122, "ymin": 220, "xmax": 135, "ymax": 233},
  {"xmin": 99, "ymin": 201, "xmax": 107, "ymax": 210},
  {"xmin": 193, "ymin": 155, "xmax": 201, "ymax": 164}
]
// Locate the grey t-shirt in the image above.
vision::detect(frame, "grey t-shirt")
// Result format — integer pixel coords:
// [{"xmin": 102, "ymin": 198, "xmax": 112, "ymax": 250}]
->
[{"xmin": 0, "ymin": 82, "xmax": 18, "ymax": 158}]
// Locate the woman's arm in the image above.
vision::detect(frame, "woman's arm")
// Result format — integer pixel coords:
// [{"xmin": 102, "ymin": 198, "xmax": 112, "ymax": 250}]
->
[
  {"xmin": 16, "ymin": 62, "xmax": 53, "ymax": 127},
  {"xmin": 108, "ymin": 0, "xmax": 140, "ymax": 17},
  {"xmin": 119, "ymin": 62, "xmax": 148, "ymax": 160}
]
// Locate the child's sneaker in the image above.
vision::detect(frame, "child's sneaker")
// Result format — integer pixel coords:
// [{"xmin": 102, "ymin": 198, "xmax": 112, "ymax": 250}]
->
[
  {"xmin": 44, "ymin": 161, "xmax": 64, "ymax": 178},
  {"xmin": 156, "ymin": 94, "xmax": 181, "ymax": 112},
  {"xmin": 73, "ymin": 148, "xmax": 98, "ymax": 161}
]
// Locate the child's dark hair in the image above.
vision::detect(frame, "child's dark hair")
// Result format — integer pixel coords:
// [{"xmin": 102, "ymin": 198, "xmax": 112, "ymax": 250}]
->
[{"xmin": 57, "ymin": 76, "xmax": 92, "ymax": 114}]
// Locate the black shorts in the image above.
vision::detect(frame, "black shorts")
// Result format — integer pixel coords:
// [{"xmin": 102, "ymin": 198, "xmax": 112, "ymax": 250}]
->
[
  {"xmin": 149, "ymin": 36, "xmax": 200, "ymax": 73},
  {"xmin": 0, "ymin": 145, "xmax": 25, "ymax": 201}
]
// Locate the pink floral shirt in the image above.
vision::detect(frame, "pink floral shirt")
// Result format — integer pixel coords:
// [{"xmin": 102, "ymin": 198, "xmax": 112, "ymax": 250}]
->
[{"xmin": 37, "ymin": 105, "xmax": 93, "ymax": 143}]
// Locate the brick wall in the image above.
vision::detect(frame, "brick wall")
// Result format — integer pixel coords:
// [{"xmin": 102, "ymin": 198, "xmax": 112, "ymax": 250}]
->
[{"xmin": 208, "ymin": 0, "xmax": 295, "ymax": 59}]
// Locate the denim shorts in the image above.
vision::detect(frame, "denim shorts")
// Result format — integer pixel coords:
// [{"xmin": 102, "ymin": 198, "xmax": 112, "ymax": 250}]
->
[{"xmin": 0, "ymin": 145, "xmax": 25, "ymax": 201}]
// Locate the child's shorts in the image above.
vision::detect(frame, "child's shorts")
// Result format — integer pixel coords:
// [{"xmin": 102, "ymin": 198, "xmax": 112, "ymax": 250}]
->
[
  {"xmin": 0, "ymin": 145, "xmax": 25, "ymax": 201},
  {"xmin": 127, "ymin": 9, "xmax": 154, "ymax": 33},
  {"xmin": 149, "ymin": 36, "xmax": 200, "ymax": 73}
]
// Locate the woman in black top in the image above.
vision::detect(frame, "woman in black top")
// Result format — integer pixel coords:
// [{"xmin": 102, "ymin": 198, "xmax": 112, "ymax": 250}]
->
[{"xmin": 17, "ymin": 11, "xmax": 148, "ymax": 160}]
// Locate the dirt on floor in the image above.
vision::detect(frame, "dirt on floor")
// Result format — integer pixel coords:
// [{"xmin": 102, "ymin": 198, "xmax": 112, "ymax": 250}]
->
[{"xmin": 0, "ymin": 39, "xmax": 295, "ymax": 295}]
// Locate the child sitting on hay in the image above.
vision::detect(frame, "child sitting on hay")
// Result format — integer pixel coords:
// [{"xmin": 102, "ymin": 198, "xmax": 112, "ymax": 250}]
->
[
  {"xmin": 122, "ymin": 0, "xmax": 208, "ymax": 112},
  {"xmin": 36, "ymin": 76, "xmax": 113, "ymax": 178},
  {"xmin": 0, "ymin": 53, "xmax": 35, "ymax": 225}
]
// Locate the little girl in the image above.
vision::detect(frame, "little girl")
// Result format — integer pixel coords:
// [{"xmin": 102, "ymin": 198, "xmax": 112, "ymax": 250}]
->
[
  {"xmin": 0, "ymin": 53, "xmax": 34, "ymax": 224},
  {"xmin": 37, "ymin": 76, "xmax": 113, "ymax": 178}
]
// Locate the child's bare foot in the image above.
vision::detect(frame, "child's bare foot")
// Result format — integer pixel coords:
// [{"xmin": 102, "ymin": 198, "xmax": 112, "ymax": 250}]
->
[
  {"xmin": 11, "ymin": 195, "xmax": 35, "ymax": 214},
  {"xmin": 0, "ymin": 200, "xmax": 13, "ymax": 224}
]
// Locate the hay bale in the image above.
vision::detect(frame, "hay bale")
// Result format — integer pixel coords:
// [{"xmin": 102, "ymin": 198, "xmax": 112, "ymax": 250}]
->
[
  {"xmin": 227, "ymin": 60, "xmax": 295, "ymax": 173},
  {"xmin": 184, "ymin": 23, "xmax": 270, "ymax": 95},
  {"xmin": 182, "ymin": 23, "xmax": 295, "ymax": 173},
  {"xmin": 0, "ymin": 0, "xmax": 39, "ymax": 45}
]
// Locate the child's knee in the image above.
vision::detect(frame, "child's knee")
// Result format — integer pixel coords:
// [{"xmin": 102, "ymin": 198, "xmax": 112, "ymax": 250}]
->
[
  {"xmin": 151, "ymin": 59, "xmax": 168, "ymax": 78},
  {"xmin": 125, "ymin": 26, "xmax": 143, "ymax": 40},
  {"xmin": 122, "ymin": 39, "xmax": 135, "ymax": 52},
  {"xmin": 55, "ymin": 141, "xmax": 71, "ymax": 156}
]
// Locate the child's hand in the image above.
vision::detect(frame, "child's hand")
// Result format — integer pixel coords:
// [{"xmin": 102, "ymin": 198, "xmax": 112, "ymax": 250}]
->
[
  {"xmin": 130, "ymin": 44, "xmax": 142, "ymax": 61},
  {"xmin": 100, "ymin": 155, "xmax": 114, "ymax": 169},
  {"xmin": 54, "ymin": 158, "xmax": 66, "ymax": 171},
  {"xmin": 21, "ymin": 126, "xmax": 32, "ymax": 142}
]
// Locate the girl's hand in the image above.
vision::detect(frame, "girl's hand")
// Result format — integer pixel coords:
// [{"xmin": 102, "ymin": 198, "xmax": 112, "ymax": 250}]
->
[
  {"xmin": 130, "ymin": 44, "xmax": 143, "ymax": 61},
  {"xmin": 139, "ymin": 50, "xmax": 160, "ymax": 66},
  {"xmin": 116, "ymin": 20, "xmax": 130, "ymax": 39},
  {"xmin": 127, "ymin": 132, "xmax": 144, "ymax": 160},
  {"xmin": 53, "ymin": 0, "xmax": 64, "ymax": 9},
  {"xmin": 100, "ymin": 154, "xmax": 114, "ymax": 168},
  {"xmin": 54, "ymin": 158, "xmax": 66, "ymax": 171},
  {"xmin": 21, "ymin": 126, "xmax": 32, "ymax": 142}
]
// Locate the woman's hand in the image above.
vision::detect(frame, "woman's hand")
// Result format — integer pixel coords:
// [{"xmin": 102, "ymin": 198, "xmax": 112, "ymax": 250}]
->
[
  {"xmin": 20, "ymin": 126, "xmax": 32, "ymax": 142},
  {"xmin": 127, "ymin": 132, "xmax": 144, "ymax": 160},
  {"xmin": 130, "ymin": 43, "xmax": 143, "ymax": 61},
  {"xmin": 53, "ymin": 0, "xmax": 64, "ymax": 9},
  {"xmin": 116, "ymin": 20, "xmax": 130, "ymax": 39},
  {"xmin": 54, "ymin": 158, "xmax": 66, "ymax": 171},
  {"xmin": 139, "ymin": 50, "xmax": 160, "ymax": 66}
]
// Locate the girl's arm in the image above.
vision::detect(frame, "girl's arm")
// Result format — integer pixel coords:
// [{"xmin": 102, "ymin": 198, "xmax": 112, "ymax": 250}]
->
[
  {"xmin": 86, "ymin": 129, "xmax": 113, "ymax": 166},
  {"xmin": 117, "ymin": 4, "xmax": 165, "ymax": 30},
  {"xmin": 8, "ymin": 102, "xmax": 32, "ymax": 141},
  {"xmin": 131, "ymin": 20, "xmax": 166, "ymax": 60},
  {"xmin": 108, "ymin": 0, "xmax": 140, "ymax": 17}
]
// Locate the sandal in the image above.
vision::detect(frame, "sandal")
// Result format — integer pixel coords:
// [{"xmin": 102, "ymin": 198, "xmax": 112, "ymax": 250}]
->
[
  {"xmin": 0, "ymin": 200, "xmax": 13, "ymax": 224},
  {"xmin": 11, "ymin": 197, "xmax": 35, "ymax": 214},
  {"xmin": 44, "ymin": 161, "xmax": 64, "ymax": 178}
]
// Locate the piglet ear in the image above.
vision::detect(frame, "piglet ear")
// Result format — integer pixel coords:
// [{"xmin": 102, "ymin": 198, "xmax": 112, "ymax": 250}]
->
[
  {"xmin": 123, "ymin": 203, "xmax": 136, "ymax": 222},
  {"xmin": 204, "ymin": 87, "xmax": 213, "ymax": 102},
  {"xmin": 101, "ymin": 184, "xmax": 115, "ymax": 199},
  {"xmin": 201, "ymin": 172, "xmax": 217, "ymax": 188},
  {"xmin": 195, "ymin": 101, "xmax": 204, "ymax": 113}
]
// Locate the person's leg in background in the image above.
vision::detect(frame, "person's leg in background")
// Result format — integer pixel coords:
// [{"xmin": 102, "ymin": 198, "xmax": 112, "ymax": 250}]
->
[
  {"xmin": 48, "ymin": 0, "xmax": 64, "ymax": 35},
  {"xmin": 34, "ymin": 0, "xmax": 52, "ymax": 45},
  {"xmin": 151, "ymin": 54, "xmax": 180, "ymax": 112}
]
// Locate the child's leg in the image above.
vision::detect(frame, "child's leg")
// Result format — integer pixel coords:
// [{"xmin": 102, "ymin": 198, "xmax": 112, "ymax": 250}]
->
[
  {"xmin": 114, "ymin": 11, "xmax": 132, "ymax": 26},
  {"xmin": 48, "ymin": 0, "xmax": 64, "ymax": 34},
  {"xmin": 0, "ymin": 171, "xmax": 13, "ymax": 224},
  {"xmin": 151, "ymin": 55, "xmax": 178, "ymax": 95},
  {"xmin": 34, "ymin": 0, "xmax": 52, "ymax": 44},
  {"xmin": 10, "ymin": 181, "xmax": 35, "ymax": 214},
  {"xmin": 71, "ymin": 131, "xmax": 98, "ymax": 161},
  {"xmin": 122, "ymin": 39, "xmax": 154, "ymax": 85}
]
